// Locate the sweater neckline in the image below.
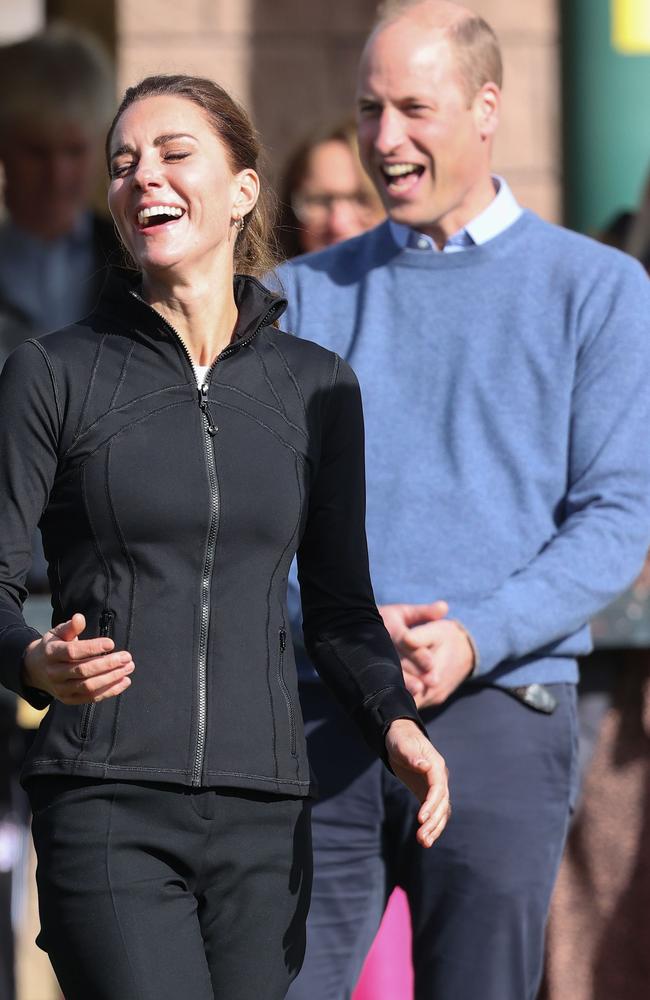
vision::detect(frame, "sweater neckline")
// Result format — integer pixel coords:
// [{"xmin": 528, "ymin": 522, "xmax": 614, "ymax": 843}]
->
[{"xmin": 376, "ymin": 210, "xmax": 538, "ymax": 269}]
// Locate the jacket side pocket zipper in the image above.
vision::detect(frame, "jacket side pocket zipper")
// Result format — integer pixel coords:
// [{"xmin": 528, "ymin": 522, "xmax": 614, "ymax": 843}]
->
[
  {"xmin": 79, "ymin": 610, "xmax": 114, "ymax": 742},
  {"xmin": 277, "ymin": 627, "xmax": 296, "ymax": 757}
]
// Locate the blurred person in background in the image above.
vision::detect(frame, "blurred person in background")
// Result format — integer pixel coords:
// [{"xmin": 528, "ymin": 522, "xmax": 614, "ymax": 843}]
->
[
  {"xmin": 541, "ymin": 166, "xmax": 650, "ymax": 1000},
  {"xmin": 0, "ymin": 25, "xmax": 116, "ymax": 1000},
  {"xmin": 0, "ymin": 24, "xmax": 117, "ymax": 367},
  {"xmin": 277, "ymin": 119, "xmax": 384, "ymax": 258}
]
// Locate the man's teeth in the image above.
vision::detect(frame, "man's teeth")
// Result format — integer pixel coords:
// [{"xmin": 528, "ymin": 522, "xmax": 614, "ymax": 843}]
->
[
  {"xmin": 383, "ymin": 163, "xmax": 419, "ymax": 177},
  {"xmin": 137, "ymin": 206, "xmax": 184, "ymax": 225}
]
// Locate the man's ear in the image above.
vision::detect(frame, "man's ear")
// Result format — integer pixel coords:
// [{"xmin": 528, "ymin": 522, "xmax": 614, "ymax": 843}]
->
[{"xmin": 473, "ymin": 82, "xmax": 500, "ymax": 140}]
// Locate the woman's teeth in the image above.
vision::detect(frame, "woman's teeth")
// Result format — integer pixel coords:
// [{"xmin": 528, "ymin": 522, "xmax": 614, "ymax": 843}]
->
[{"xmin": 137, "ymin": 206, "xmax": 184, "ymax": 226}]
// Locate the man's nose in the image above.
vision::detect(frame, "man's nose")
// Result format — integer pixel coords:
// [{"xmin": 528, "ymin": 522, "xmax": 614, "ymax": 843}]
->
[{"xmin": 374, "ymin": 109, "xmax": 404, "ymax": 155}]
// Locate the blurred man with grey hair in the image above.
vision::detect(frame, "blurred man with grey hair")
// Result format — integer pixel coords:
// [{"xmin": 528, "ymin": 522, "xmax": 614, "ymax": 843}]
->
[
  {"xmin": 0, "ymin": 27, "xmax": 117, "ymax": 998},
  {"xmin": 0, "ymin": 23, "xmax": 118, "ymax": 364}
]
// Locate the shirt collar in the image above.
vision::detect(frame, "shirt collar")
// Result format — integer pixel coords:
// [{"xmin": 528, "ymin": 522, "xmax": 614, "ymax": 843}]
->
[{"xmin": 388, "ymin": 176, "xmax": 522, "ymax": 252}]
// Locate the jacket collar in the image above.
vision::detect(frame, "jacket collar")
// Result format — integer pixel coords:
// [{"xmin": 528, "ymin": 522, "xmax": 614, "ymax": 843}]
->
[{"xmin": 94, "ymin": 266, "xmax": 288, "ymax": 346}]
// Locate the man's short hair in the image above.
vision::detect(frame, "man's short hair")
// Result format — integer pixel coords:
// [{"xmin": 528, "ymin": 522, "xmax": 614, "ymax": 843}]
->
[
  {"xmin": 0, "ymin": 23, "xmax": 114, "ymax": 136},
  {"xmin": 374, "ymin": 0, "xmax": 503, "ymax": 100}
]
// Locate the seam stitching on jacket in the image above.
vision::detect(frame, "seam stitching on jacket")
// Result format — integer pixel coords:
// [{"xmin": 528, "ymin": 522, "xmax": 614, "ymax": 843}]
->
[
  {"xmin": 103, "ymin": 439, "xmax": 137, "ymax": 769},
  {"xmin": 322, "ymin": 354, "xmax": 340, "ymax": 429},
  {"xmin": 250, "ymin": 342, "xmax": 288, "ymax": 416},
  {"xmin": 26, "ymin": 339, "xmax": 63, "ymax": 436},
  {"xmin": 211, "ymin": 383, "xmax": 308, "ymax": 439},
  {"xmin": 63, "ymin": 386, "xmax": 191, "ymax": 459},
  {"xmin": 76, "ymin": 399, "xmax": 189, "ymax": 465},
  {"xmin": 267, "ymin": 340, "xmax": 307, "ymax": 417},
  {"xmin": 212, "ymin": 400, "xmax": 308, "ymax": 463},
  {"xmin": 264, "ymin": 452, "xmax": 306, "ymax": 781},
  {"xmin": 318, "ymin": 633, "xmax": 364, "ymax": 701},
  {"xmin": 26, "ymin": 758, "xmax": 310, "ymax": 784},
  {"xmin": 108, "ymin": 341, "xmax": 135, "ymax": 410},
  {"xmin": 72, "ymin": 333, "xmax": 105, "ymax": 444}
]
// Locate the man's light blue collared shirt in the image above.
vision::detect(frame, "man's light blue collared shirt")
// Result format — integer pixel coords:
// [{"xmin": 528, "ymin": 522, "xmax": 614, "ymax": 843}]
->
[{"xmin": 388, "ymin": 175, "xmax": 522, "ymax": 252}]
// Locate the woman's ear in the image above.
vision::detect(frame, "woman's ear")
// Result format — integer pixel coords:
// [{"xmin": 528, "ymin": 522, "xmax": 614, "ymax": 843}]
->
[{"xmin": 232, "ymin": 168, "xmax": 260, "ymax": 220}]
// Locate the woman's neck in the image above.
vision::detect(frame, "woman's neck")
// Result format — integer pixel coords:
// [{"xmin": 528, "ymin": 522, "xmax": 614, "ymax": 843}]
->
[{"xmin": 141, "ymin": 260, "xmax": 239, "ymax": 366}]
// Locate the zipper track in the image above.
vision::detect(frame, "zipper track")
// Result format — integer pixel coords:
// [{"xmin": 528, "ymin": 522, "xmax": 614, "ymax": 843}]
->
[
  {"xmin": 277, "ymin": 627, "xmax": 297, "ymax": 757},
  {"xmin": 80, "ymin": 610, "xmax": 114, "ymax": 742},
  {"xmin": 129, "ymin": 291, "xmax": 276, "ymax": 786}
]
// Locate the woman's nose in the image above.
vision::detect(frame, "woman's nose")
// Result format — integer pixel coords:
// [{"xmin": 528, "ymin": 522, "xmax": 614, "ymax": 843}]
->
[{"xmin": 132, "ymin": 159, "xmax": 162, "ymax": 189}]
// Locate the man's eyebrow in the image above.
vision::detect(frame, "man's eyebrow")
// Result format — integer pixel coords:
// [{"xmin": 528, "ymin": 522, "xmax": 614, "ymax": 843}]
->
[{"xmin": 110, "ymin": 133, "xmax": 197, "ymax": 161}]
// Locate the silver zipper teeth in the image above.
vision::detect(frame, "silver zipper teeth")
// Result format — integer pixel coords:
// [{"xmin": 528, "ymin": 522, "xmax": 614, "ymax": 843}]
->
[
  {"xmin": 192, "ymin": 411, "xmax": 220, "ymax": 784},
  {"xmin": 277, "ymin": 628, "xmax": 296, "ymax": 756},
  {"xmin": 128, "ymin": 291, "xmax": 277, "ymax": 786}
]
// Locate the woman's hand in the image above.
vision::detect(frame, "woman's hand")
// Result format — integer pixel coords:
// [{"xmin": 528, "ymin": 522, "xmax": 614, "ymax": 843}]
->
[
  {"xmin": 385, "ymin": 718, "xmax": 450, "ymax": 847},
  {"xmin": 22, "ymin": 613, "xmax": 134, "ymax": 705}
]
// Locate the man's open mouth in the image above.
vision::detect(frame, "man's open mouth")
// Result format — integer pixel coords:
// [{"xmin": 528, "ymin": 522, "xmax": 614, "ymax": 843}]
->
[
  {"xmin": 136, "ymin": 205, "xmax": 186, "ymax": 228},
  {"xmin": 381, "ymin": 163, "xmax": 425, "ymax": 192}
]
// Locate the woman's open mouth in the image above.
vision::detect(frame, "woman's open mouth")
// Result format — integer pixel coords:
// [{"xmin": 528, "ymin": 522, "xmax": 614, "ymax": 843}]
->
[{"xmin": 136, "ymin": 205, "xmax": 186, "ymax": 229}]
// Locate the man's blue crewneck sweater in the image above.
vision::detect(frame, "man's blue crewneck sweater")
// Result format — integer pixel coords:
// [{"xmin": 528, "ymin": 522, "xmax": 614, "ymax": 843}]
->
[{"xmin": 277, "ymin": 212, "xmax": 650, "ymax": 687}]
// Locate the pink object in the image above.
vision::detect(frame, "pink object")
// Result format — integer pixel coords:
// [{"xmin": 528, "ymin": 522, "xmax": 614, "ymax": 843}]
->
[{"xmin": 352, "ymin": 888, "xmax": 414, "ymax": 1000}]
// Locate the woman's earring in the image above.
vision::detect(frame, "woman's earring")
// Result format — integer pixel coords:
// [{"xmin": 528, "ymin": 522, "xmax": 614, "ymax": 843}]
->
[{"xmin": 232, "ymin": 215, "xmax": 244, "ymax": 233}]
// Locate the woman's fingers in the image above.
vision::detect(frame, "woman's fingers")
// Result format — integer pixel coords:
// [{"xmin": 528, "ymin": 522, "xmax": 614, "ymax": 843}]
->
[
  {"xmin": 55, "ymin": 663, "xmax": 134, "ymax": 704},
  {"xmin": 48, "ymin": 635, "xmax": 115, "ymax": 661},
  {"xmin": 47, "ymin": 650, "xmax": 131, "ymax": 680},
  {"xmin": 385, "ymin": 719, "xmax": 451, "ymax": 847},
  {"xmin": 60, "ymin": 674, "xmax": 133, "ymax": 705},
  {"xmin": 417, "ymin": 791, "xmax": 451, "ymax": 846}
]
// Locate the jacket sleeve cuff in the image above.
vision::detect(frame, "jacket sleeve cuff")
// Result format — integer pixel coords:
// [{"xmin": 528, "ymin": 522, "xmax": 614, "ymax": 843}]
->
[
  {"xmin": 353, "ymin": 684, "xmax": 429, "ymax": 770},
  {"xmin": 1, "ymin": 625, "xmax": 52, "ymax": 709}
]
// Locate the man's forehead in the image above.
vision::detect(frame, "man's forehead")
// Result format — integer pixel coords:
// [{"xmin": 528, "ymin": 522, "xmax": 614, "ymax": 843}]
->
[{"xmin": 358, "ymin": 23, "xmax": 458, "ymax": 93}]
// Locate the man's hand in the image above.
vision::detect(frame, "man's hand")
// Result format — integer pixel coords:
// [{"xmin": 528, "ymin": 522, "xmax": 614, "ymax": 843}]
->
[
  {"xmin": 22, "ymin": 613, "xmax": 135, "ymax": 704},
  {"xmin": 378, "ymin": 601, "xmax": 448, "ymax": 700},
  {"xmin": 400, "ymin": 619, "xmax": 475, "ymax": 709},
  {"xmin": 385, "ymin": 718, "xmax": 451, "ymax": 847}
]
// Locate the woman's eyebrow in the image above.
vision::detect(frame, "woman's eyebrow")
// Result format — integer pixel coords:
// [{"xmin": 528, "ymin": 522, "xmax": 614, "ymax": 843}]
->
[
  {"xmin": 153, "ymin": 132, "xmax": 197, "ymax": 146},
  {"xmin": 110, "ymin": 133, "xmax": 197, "ymax": 161}
]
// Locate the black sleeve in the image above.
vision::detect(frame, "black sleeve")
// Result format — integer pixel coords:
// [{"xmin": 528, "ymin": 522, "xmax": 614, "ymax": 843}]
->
[
  {"xmin": 0, "ymin": 341, "xmax": 58, "ymax": 708},
  {"xmin": 297, "ymin": 355, "xmax": 425, "ymax": 764}
]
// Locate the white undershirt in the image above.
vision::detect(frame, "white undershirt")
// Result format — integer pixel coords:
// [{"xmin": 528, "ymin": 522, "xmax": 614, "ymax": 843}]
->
[{"xmin": 194, "ymin": 364, "xmax": 210, "ymax": 387}]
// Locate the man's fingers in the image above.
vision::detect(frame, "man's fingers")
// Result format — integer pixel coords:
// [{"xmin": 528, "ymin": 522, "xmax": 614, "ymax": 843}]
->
[
  {"xmin": 403, "ymin": 671, "xmax": 424, "ymax": 697},
  {"xmin": 400, "ymin": 620, "xmax": 444, "ymax": 651},
  {"xmin": 399, "ymin": 601, "xmax": 448, "ymax": 627}
]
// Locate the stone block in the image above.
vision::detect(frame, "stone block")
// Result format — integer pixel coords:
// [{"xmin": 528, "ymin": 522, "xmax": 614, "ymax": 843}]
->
[
  {"xmin": 471, "ymin": 0, "xmax": 558, "ymax": 39},
  {"xmin": 118, "ymin": 39, "xmax": 252, "ymax": 107},
  {"xmin": 495, "ymin": 40, "xmax": 561, "ymax": 172}
]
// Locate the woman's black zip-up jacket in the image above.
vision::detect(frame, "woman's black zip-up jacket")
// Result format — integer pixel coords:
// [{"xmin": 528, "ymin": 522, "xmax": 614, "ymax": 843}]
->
[{"xmin": 0, "ymin": 270, "xmax": 422, "ymax": 794}]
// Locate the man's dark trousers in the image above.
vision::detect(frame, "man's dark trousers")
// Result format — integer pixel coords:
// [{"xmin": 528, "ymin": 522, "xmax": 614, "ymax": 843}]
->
[{"xmin": 288, "ymin": 680, "xmax": 578, "ymax": 1000}]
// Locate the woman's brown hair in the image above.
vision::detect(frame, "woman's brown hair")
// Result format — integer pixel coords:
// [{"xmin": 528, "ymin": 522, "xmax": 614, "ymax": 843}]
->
[{"xmin": 106, "ymin": 74, "xmax": 278, "ymax": 277}]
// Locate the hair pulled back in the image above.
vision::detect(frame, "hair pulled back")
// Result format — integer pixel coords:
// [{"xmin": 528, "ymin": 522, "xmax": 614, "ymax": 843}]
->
[{"xmin": 106, "ymin": 74, "xmax": 278, "ymax": 277}]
